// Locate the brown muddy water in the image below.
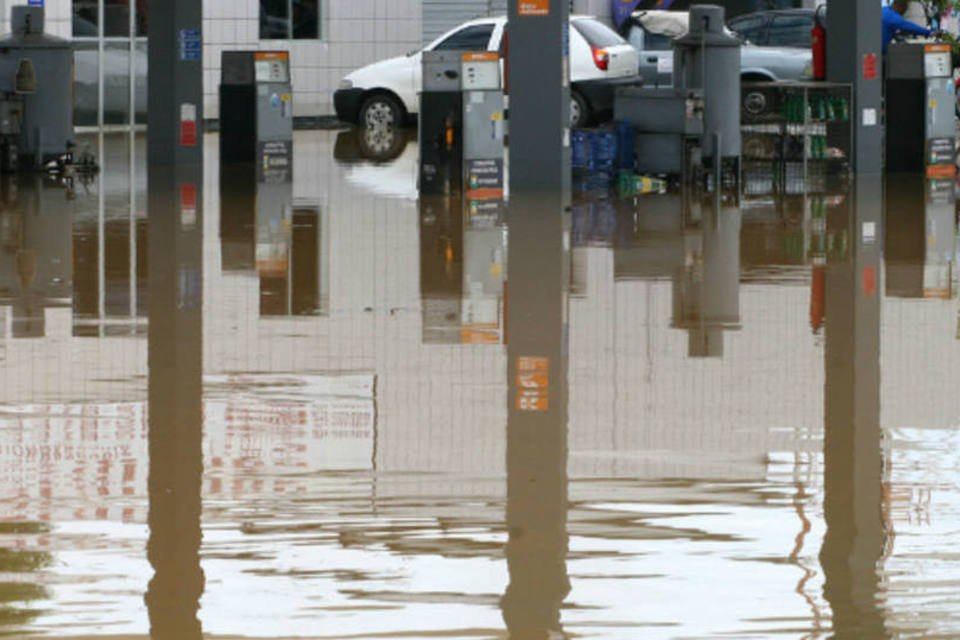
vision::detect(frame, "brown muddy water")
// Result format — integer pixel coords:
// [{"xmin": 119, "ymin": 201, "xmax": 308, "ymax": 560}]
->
[{"xmin": 0, "ymin": 129, "xmax": 958, "ymax": 639}]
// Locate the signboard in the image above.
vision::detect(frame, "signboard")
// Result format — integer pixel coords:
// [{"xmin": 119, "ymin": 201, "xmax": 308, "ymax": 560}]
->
[
  {"xmin": 516, "ymin": 357, "xmax": 550, "ymax": 412},
  {"xmin": 179, "ymin": 28, "xmax": 201, "ymax": 62},
  {"xmin": 928, "ymin": 138, "xmax": 954, "ymax": 166},
  {"xmin": 519, "ymin": 0, "xmax": 550, "ymax": 16},
  {"xmin": 465, "ymin": 158, "xmax": 504, "ymax": 200},
  {"xmin": 27, "ymin": 0, "xmax": 44, "ymax": 6}
]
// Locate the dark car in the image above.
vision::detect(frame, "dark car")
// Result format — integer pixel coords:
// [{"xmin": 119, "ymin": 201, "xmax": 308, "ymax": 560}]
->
[{"xmin": 728, "ymin": 9, "xmax": 817, "ymax": 49}]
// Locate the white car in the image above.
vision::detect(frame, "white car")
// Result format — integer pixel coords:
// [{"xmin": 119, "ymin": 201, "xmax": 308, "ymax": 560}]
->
[{"xmin": 334, "ymin": 15, "xmax": 641, "ymax": 129}]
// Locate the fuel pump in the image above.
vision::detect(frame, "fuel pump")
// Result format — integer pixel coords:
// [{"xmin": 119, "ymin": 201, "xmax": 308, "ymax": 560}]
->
[
  {"xmin": 419, "ymin": 50, "xmax": 506, "ymax": 344},
  {"xmin": 885, "ymin": 42, "xmax": 956, "ymax": 176},
  {"xmin": 220, "ymin": 51, "xmax": 294, "ymax": 178}
]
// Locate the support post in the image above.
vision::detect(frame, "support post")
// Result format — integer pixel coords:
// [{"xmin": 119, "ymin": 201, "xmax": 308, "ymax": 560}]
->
[
  {"xmin": 507, "ymin": 0, "xmax": 570, "ymax": 195},
  {"xmin": 145, "ymin": 2, "xmax": 205, "ymax": 637},
  {"xmin": 826, "ymin": 0, "xmax": 882, "ymax": 175}
]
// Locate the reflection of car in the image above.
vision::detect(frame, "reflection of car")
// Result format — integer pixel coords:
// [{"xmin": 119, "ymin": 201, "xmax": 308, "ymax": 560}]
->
[
  {"xmin": 334, "ymin": 15, "xmax": 641, "ymax": 129},
  {"xmin": 622, "ymin": 10, "xmax": 812, "ymax": 86},
  {"xmin": 728, "ymin": 9, "xmax": 817, "ymax": 49},
  {"xmin": 333, "ymin": 127, "xmax": 414, "ymax": 164}
]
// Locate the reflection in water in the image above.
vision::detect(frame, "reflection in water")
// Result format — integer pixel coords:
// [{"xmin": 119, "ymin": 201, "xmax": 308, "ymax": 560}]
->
[
  {"xmin": 145, "ymin": 166, "xmax": 205, "ymax": 639},
  {"xmin": 820, "ymin": 177, "xmax": 889, "ymax": 638},
  {"xmin": 502, "ymin": 193, "xmax": 570, "ymax": 639},
  {"xmin": 5, "ymin": 129, "xmax": 960, "ymax": 637},
  {"xmin": 0, "ymin": 176, "xmax": 74, "ymax": 338},
  {"xmin": 220, "ymin": 162, "xmax": 325, "ymax": 317},
  {"xmin": 672, "ymin": 192, "xmax": 742, "ymax": 358},
  {"xmin": 0, "ymin": 523, "xmax": 50, "ymax": 629}
]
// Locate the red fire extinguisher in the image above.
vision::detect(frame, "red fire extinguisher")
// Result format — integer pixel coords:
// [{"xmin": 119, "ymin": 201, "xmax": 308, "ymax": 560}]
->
[{"xmin": 811, "ymin": 5, "xmax": 827, "ymax": 81}]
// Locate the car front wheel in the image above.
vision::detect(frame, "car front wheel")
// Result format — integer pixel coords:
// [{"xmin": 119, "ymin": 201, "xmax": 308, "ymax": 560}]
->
[{"xmin": 359, "ymin": 93, "xmax": 404, "ymax": 129}]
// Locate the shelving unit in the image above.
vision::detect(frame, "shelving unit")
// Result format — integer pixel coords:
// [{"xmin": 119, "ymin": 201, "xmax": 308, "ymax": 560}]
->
[{"xmin": 741, "ymin": 82, "xmax": 853, "ymax": 196}]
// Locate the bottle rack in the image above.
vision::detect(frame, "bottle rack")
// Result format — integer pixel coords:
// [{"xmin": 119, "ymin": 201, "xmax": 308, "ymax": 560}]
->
[{"xmin": 741, "ymin": 81, "xmax": 853, "ymax": 194}]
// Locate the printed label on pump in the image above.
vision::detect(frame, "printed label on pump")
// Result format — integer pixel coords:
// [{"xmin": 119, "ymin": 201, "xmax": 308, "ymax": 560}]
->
[
  {"xmin": 519, "ymin": 0, "xmax": 549, "ymax": 16},
  {"xmin": 928, "ymin": 138, "xmax": 954, "ymax": 165}
]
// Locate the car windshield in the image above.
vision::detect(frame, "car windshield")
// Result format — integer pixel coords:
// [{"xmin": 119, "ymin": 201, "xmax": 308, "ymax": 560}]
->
[{"xmin": 573, "ymin": 18, "xmax": 626, "ymax": 48}]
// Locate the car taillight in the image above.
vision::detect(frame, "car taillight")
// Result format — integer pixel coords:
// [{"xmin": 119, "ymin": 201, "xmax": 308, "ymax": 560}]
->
[{"xmin": 591, "ymin": 46, "xmax": 609, "ymax": 71}]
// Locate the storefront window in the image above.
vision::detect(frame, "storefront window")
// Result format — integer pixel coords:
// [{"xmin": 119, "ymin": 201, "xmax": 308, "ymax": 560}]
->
[
  {"xmin": 71, "ymin": 0, "xmax": 147, "ymax": 128},
  {"xmin": 261, "ymin": 0, "xmax": 319, "ymax": 40}
]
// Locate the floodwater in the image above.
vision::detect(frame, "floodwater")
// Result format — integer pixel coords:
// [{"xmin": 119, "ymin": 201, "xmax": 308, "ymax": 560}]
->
[{"xmin": 1, "ymin": 127, "xmax": 959, "ymax": 639}]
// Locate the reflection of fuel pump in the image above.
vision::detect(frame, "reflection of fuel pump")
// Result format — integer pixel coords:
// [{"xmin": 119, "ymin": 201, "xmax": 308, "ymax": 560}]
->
[
  {"xmin": 885, "ymin": 175, "xmax": 957, "ymax": 299},
  {"xmin": 220, "ymin": 51, "xmax": 294, "ymax": 178},
  {"xmin": 0, "ymin": 175, "xmax": 72, "ymax": 337},
  {"xmin": 672, "ymin": 193, "xmax": 742, "ymax": 358},
  {"xmin": 461, "ymin": 206, "xmax": 507, "ymax": 344},
  {"xmin": 885, "ymin": 42, "xmax": 956, "ymax": 176}
]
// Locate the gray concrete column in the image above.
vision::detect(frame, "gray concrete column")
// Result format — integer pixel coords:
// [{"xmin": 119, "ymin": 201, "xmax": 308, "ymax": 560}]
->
[
  {"xmin": 826, "ymin": 0, "xmax": 882, "ymax": 175},
  {"xmin": 507, "ymin": 0, "xmax": 570, "ymax": 195},
  {"xmin": 145, "ymin": 4, "xmax": 205, "ymax": 636},
  {"xmin": 147, "ymin": 1, "xmax": 203, "ymax": 169}
]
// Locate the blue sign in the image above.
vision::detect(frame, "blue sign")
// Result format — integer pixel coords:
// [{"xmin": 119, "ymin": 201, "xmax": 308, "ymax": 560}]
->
[
  {"xmin": 179, "ymin": 28, "xmax": 201, "ymax": 62},
  {"xmin": 27, "ymin": 0, "xmax": 44, "ymax": 6}
]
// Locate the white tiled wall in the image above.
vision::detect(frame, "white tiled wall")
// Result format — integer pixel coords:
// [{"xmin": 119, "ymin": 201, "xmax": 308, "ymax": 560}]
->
[
  {"xmin": 202, "ymin": 0, "xmax": 421, "ymax": 120},
  {"xmin": 0, "ymin": 0, "xmax": 423, "ymax": 120}
]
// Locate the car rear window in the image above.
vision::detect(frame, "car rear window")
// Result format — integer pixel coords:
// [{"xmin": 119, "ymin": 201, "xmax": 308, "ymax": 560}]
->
[{"xmin": 573, "ymin": 18, "xmax": 627, "ymax": 48}]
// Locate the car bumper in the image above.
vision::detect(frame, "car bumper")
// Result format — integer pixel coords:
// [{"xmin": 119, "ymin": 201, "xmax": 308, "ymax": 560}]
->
[
  {"xmin": 334, "ymin": 88, "xmax": 365, "ymax": 124},
  {"xmin": 575, "ymin": 75, "xmax": 643, "ymax": 114}
]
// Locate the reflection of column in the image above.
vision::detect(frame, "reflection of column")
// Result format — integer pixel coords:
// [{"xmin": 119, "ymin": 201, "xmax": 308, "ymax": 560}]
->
[
  {"xmin": 501, "ymin": 193, "xmax": 570, "ymax": 639},
  {"xmin": 145, "ymin": 166, "xmax": 205, "ymax": 639},
  {"xmin": 672, "ymin": 195, "xmax": 741, "ymax": 358},
  {"xmin": 819, "ymin": 177, "xmax": 889, "ymax": 639},
  {"xmin": 0, "ymin": 176, "xmax": 73, "ymax": 338}
]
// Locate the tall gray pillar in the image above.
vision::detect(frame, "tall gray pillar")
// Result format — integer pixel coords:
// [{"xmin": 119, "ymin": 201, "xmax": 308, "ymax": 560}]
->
[
  {"xmin": 826, "ymin": 0, "xmax": 882, "ymax": 175},
  {"xmin": 148, "ymin": 1, "xmax": 203, "ymax": 169},
  {"xmin": 507, "ymin": 0, "xmax": 570, "ymax": 195},
  {"xmin": 145, "ymin": 4, "xmax": 205, "ymax": 638}
]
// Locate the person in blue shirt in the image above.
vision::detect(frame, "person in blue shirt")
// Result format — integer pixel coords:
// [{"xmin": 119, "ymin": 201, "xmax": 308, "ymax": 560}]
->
[{"xmin": 882, "ymin": 0, "xmax": 936, "ymax": 52}]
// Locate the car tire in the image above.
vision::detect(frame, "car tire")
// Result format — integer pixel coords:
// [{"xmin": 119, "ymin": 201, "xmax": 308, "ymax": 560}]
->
[
  {"xmin": 571, "ymin": 91, "xmax": 591, "ymax": 129},
  {"xmin": 359, "ymin": 93, "xmax": 404, "ymax": 129}
]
